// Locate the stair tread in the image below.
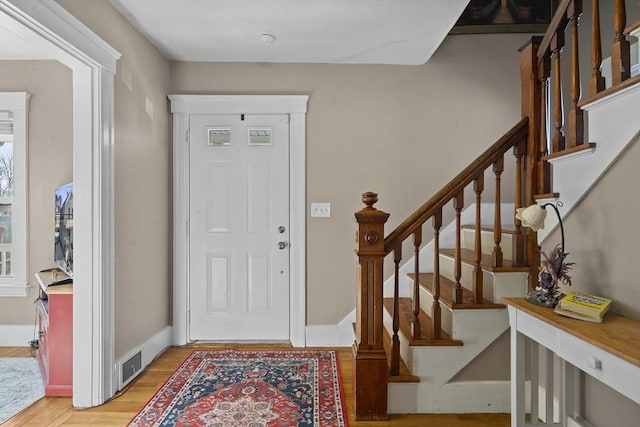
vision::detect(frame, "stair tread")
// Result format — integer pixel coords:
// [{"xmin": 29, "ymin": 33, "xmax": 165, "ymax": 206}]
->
[
  {"xmin": 383, "ymin": 297, "xmax": 463, "ymax": 347},
  {"xmin": 460, "ymin": 224, "xmax": 518, "ymax": 234},
  {"xmin": 408, "ymin": 272, "xmax": 505, "ymax": 309},
  {"xmin": 440, "ymin": 248, "xmax": 529, "ymax": 273}
]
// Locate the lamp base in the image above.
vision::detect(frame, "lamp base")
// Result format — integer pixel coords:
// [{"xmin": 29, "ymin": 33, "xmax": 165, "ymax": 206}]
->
[{"xmin": 526, "ymin": 286, "xmax": 564, "ymax": 308}]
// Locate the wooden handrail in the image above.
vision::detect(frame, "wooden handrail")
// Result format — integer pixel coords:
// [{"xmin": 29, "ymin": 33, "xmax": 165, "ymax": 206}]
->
[
  {"xmin": 537, "ymin": 0, "xmax": 573, "ymax": 65},
  {"xmin": 384, "ymin": 117, "xmax": 529, "ymax": 255}
]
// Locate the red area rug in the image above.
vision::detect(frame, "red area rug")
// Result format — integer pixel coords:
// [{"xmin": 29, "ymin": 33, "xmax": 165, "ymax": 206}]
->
[{"xmin": 128, "ymin": 349, "xmax": 349, "ymax": 427}]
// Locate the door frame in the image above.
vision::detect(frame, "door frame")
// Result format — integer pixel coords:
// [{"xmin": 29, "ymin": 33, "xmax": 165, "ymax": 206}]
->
[
  {"xmin": 169, "ymin": 95, "xmax": 308, "ymax": 347},
  {"xmin": 0, "ymin": 0, "xmax": 119, "ymax": 406}
]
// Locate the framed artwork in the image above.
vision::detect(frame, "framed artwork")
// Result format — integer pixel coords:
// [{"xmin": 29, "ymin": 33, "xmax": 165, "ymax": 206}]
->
[{"xmin": 450, "ymin": 0, "xmax": 559, "ymax": 34}]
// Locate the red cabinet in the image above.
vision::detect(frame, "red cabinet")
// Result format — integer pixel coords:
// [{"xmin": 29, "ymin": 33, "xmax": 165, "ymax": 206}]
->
[{"xmin": 35, "ymin": 269, "xmax": 73, "ymax": 396}]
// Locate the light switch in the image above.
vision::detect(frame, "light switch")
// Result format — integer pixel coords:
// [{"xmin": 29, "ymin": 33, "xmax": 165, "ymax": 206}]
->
[{"xmin": 311, "ymin": 202, "xmax": 331, "ymax": 218}]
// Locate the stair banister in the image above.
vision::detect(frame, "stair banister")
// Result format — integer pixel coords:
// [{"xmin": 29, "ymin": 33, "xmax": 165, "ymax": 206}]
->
[
  {"xmin": 383, "ymin": 118, "xmax": 530, "ymax": 255},
  {"xmin": 351, "ymin": 0, "xmax": 640, "ymax": 418},
  {"xmin": 530, "ymin": 0, "xmax": 636, "ymax": 165}
]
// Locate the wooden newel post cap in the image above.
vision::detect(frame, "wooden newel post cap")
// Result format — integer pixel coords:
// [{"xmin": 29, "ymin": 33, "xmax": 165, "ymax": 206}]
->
[{"xmin": 362, "ymin": 192, "xmax": 378, "ymax": 209}]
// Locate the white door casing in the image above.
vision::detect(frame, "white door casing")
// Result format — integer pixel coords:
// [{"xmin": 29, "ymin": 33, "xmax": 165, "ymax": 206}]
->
[
  {"xmin": 0, "ymin": 0, "xmax": 120, "ymax": 406},
  {"xmin": 170, "ymin": 95, "xmax": 308, "ymax": 347},
  {"xmin": 189, "ymin": 114, "xmax": 290, "ymax": 341}
]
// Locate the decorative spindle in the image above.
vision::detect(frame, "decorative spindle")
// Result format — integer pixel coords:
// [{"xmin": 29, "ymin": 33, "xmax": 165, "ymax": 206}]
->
[
  {"xmin": 590, "ymin": 0, "xmax": 606, "ymax": 95},
  {"xmin": 611, "ymin": 0, "xmax": 630, "ymax": 85},
  {"xmin": 453, "ymin": 191, "xmax": 464, "ymax": 304},
  {"xmin": 492, "ymin": 156, "xmax": 504, "ymax": 267},
  {"xmin": 567, "ymin": 0, "xmax": 584, "ymax": 148},
  {"xmin": 391, "ymin": 246, "xmax": 401, "ymax": 376},
  {"xmin": 551, "ymin": 32, "xmax": 566, "ymax": 153},
  {"xmin": 411, "ymin": 227, "xmax": 422, "ymax": 340},
  {"xmin": 431, "ymin": 209, "xmax": 442, "ymax": 340},
  {"xmin": 473, "ymin": 173, "xmax": 484, "ymax": 304}
]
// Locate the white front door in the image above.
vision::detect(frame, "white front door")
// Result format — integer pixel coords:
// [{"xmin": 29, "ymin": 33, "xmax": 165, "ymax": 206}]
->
[{"xmin": 188, "ymin": 114, "xmax": 290, "ymax": 341}]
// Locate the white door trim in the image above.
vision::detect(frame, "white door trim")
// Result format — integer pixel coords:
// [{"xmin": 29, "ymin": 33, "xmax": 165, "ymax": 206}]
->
[
  {"xmin": 169, "ymin": 95, "xmax": 308, "ymax": 347},
  {"xmin": 0, "ymin": 0, "xmax": 120, "ymax": 407}
]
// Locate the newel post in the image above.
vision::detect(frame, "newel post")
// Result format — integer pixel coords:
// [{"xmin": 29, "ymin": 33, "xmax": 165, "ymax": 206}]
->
[
  {"xmin": 519, "ymin": 37, "xmax": 543, "ymax": 290},
  {"xmin": 353, "ymin": 191, "xmax": 389, "ymax": 420}
]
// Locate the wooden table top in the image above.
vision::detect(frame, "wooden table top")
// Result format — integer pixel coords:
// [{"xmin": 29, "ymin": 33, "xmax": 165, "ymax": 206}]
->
[
  {"xmin": 504, "ymin": 297, "xmax": 640, "ymax": 369},
  {"xmin": 35, "ymin": 269, "xmax": 73, "ymax": 295}
]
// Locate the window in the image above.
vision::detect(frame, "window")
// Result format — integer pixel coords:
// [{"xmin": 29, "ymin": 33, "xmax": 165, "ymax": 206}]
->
[{"xmin": 0, "ymin": 93, "xmax": 29, "ymax": 297}]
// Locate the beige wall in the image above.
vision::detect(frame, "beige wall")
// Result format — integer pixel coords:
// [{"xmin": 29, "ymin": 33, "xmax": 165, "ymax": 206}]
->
[
  {"xmin": 541, "ymin": 138, "xmax": 640, "ymax": 426},
  {"xmin": 550, "ymin": 139, "xmax": 640, "ymax": 321},
  {"xmin": 169, "ymin": 33, "xmax": 528, "ymax": 324},
  {"xmin": 57, "ymin": 0, "xmax": 171, "ymax": 358},
  {"xmin": 0, "ymin": 60, "xmax": 72, "ymax": 325}
]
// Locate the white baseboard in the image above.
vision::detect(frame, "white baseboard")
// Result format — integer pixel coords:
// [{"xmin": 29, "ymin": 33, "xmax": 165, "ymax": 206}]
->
[
  {"xmin": 115, "ymin": 325, "xmax": 172, "ymax": 390},
  {"xmin": 568, "ymin": 416, "xmax": 595, "ymax": 427},
  {"xmin": 0, "ymin": 324, "xmax": 35, "ymax": 346},
  {"xmin": 305, "ymin": 310, "xmax": 355, "ymax": 347}
]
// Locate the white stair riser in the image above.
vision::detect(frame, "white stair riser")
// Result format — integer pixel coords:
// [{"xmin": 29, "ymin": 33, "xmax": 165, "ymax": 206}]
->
[
  {"xmin": 419, "ymin": 285, "xmax": 453, "ymax": 335},
  {"xmin": 438, "ymin": 253, "xmax": 489, "ymax": 294},
  {"xmin": 461, "ymin": 228, "xmax": 514, "ymax": 259}
]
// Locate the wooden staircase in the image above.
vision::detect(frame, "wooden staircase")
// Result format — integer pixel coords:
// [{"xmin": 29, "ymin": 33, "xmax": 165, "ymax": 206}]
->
[
  {"xmin": 352, "ymin": 0, "xmax": 640, "ymax": 421},
  {"xmin": 381, "ymin": 219, "xmax": 529, "ymax": 414}
]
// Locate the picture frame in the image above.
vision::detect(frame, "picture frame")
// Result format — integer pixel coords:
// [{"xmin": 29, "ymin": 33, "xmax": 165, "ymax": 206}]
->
[{"xmin": 450, "ymin": 0, "xmax": 559, "ymax": 35}]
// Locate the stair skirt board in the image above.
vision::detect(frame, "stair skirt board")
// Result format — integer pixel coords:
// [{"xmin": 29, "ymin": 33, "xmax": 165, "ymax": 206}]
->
[
  {"xmin": 388, "ymin": 380, "xmax": 511, "ymax": 414},
  {"xmin": 539, "ymin": 84, "xmax": 640, "ymax": 245},
  {"xmin": 388, "ymin": 380, "xmax": 561, "ymax": 416}
]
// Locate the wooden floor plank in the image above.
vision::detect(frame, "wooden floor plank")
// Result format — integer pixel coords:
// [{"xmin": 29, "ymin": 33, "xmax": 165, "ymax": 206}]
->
[{"xmin": 1, "ymin": 345, "xmax": 509, "ymax": 426}]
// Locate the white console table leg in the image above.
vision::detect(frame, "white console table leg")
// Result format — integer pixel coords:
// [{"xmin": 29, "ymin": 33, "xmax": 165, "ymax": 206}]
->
[{"xmin": 510, "ymin": 307, "xmax": 526, "ymax": 427}]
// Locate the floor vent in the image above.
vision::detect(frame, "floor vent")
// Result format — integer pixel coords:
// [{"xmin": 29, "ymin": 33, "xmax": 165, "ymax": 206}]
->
[{"xmin": 119, "ymin": 350, "xmax": 142, "ymax": 389}]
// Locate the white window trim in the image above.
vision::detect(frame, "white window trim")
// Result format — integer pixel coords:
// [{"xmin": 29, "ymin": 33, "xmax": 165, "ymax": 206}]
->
[{"xmin": 0, "ymin": 92, "xmax": 29, "ymax": 297}]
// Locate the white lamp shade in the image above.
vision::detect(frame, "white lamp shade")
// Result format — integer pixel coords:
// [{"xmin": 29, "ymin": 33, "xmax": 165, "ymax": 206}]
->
[{"xmin": 516, "ymin": 204, "xmax": 547, "ymax": 231}]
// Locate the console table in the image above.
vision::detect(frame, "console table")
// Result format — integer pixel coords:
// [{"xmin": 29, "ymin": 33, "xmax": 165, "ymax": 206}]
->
[
  {"xmin": 35, "ymin": 268, "xmax": 73, "ymax": 396},
  {"xmin": 504, "ymin": 297, "xmax": 640, "ymax": 427}
]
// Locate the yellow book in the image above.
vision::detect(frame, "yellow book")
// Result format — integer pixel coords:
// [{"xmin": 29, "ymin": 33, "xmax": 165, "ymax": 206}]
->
[
  {"xmin": 558, "ymin": 291, "xmax": 611, "ymax": 319},
  {"xmin": 553, "ymin": 306, "xmax": 603, "ymax": 323}
]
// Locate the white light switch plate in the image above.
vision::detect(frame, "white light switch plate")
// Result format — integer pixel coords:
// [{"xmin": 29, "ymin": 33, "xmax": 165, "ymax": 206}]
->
[{"xmin": 311, "ymin": 202, "xmax": 331, "ymax": 218}]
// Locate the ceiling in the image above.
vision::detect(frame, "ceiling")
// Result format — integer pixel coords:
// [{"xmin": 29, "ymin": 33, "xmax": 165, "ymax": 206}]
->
[{"xmin": 109, "ymin": 0, "xmax": 470, "ymax": 65}]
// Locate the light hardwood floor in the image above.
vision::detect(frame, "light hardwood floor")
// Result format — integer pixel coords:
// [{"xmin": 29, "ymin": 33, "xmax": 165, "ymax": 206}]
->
[{"xmin": 1, "ymin": 345, "xmax": 510, "ymax": 426}]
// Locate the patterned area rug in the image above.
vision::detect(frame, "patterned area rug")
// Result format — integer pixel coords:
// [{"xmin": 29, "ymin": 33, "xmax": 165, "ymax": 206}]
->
[
  {"xmin": 128, "ymin": 349, "xmax": 348, "ymax": 427},
  {"xmin": 0, "ymin": 357, "xmax": 44, "ymax": 423}
]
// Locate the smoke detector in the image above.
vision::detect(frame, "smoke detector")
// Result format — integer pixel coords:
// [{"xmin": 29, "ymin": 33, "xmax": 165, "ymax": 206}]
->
[{"xmin": 258, "ymin": 33, "xmax": 276, "ymax": 46}]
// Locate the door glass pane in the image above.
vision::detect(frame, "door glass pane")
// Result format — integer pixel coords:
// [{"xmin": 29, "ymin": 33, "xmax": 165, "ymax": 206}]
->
[
  {"xmin": 208, "ymin": 128, "xmax": 231, "ymax": 146},
  {"xmin": 248, "ymin": 128, "xmax": 272, "ymax": 146}
]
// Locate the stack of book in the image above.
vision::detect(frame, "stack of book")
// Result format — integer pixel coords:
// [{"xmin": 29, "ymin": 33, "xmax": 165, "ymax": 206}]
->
[{"xmin": 553, "ymin": 291, "xmax": 612, "ymax": 323}]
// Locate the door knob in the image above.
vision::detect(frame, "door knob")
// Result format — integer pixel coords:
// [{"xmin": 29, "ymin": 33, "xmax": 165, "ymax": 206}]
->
[
  {"xmin": 278, "ymin": 241, "xmax": 289, "ymax": 250},
  {"xmin": 277, "ymin": 226, "xmax": 286, "ymax": 233}
]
